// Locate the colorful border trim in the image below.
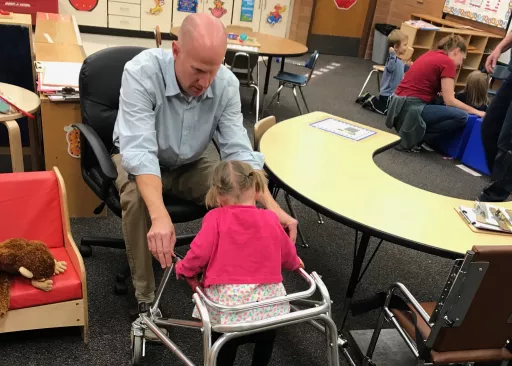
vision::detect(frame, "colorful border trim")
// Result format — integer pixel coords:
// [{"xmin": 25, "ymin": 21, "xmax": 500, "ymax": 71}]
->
[{"xmin": 443, "ymin": 0, "xmax": 512, "ymax": 29}]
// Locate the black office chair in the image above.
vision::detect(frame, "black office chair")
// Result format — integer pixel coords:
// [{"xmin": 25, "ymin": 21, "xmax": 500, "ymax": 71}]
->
[{"xmin": 73, "ymin": 46, "xmax": 208, "ymax": 294}]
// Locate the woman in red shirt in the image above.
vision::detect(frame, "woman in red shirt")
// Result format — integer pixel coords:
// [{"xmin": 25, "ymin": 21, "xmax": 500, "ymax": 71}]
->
[{"xmin": 387, "ymin": 35, "xmax": 486, "ymax": 150}]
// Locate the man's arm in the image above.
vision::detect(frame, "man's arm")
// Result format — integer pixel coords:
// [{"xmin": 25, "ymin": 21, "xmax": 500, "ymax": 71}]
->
[
  {"xmin": 215, "ymin": 82, "xmax": 298, "ymax": 242},
  {"xmin": 117, "ymin": 65, "xmax": 175, "ymax": 267},
  {"xmin": 486, "ymin": 32, "xmax": 512, "ymax": 73}
]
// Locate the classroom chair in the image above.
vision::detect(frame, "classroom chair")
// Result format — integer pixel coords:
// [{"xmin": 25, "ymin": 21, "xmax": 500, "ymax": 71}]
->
[
  {"xmin": 363, "ymin": 245, "xmax": 512, "ymax": 366},
  {"xmin": 488, "ymin": 64, "xmax": 510, "ymax": 97},
  {"xmin": 357, "ymin": 47, "xmax": 414, "ymax": 99},
  {"xmin": 254, "ymin": 116, "xmax": 314, "ymax": 247},
  {"xmin": 263, "ymin": 51, "xmax": 319, "ymax": 116},
  {"xmin": 0, "ymin": 168, "xmax": 88, "ymax": 342},
  {"xmin": 225, "ymin": 51, "xmax": 260, "ymax": 123},
  {"xmin": 154, "ymin": 25, "xmax": 162, "ymax": 48},
  {"xmin": 73, "ymin": 46, "xmax": 208, "ymax": 295}
]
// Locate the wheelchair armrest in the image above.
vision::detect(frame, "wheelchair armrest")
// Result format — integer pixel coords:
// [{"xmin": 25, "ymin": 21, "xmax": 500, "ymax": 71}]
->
[{"xmin": 73, "ymin": 123, "xmax": 117, "ymax": 180}]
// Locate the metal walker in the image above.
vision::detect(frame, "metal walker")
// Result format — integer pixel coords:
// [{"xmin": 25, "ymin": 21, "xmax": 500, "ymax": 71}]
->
[{"xmin": 130, "ymin": 259, "xmax": 340, "ymax": 366}]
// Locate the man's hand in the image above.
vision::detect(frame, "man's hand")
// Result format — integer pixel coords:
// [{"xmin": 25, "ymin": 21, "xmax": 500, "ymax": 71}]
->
[
  {"xmin": 147, "ymin": 214, "xmax": 176, "ymax": 268},
  {"xmin": 276, "ymin": 209, "xmax": 298, "ymax": 243},
  {"xmin": 486, "ymin": 48, "xmax": 502, "ymax": 73}
]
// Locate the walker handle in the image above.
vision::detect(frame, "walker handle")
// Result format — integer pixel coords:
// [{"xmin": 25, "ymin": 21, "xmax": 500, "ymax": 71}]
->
[{"xmin": 185, "ymin": 277, "xmax": 202, "ymax": 292}]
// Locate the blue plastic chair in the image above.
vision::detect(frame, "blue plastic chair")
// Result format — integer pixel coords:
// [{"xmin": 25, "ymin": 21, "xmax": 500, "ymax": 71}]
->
[{"xmin": 263, "ymin": 51, "xmax": 319, "ymax": 116}]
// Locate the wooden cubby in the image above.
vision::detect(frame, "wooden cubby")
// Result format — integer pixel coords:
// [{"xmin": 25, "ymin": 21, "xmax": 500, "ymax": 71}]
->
[{"xmin": 400, "ymin": 17, "xmax": 502, "ymax": 89}]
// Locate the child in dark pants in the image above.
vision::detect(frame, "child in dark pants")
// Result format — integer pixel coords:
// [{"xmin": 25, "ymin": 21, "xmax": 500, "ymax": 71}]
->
[
  {"xmin": 175, "ymin": 160, "xmax": 304, "ymax": 366},
  {"xmin": 358, "ymin": 29, "xmax": 411, "ymax": 114}
]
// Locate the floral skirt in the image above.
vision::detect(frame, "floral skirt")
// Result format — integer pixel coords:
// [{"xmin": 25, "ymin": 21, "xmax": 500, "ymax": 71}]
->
[{"xmin": 192, "ymin": 283, "xmax": 290, "ymax": 325}]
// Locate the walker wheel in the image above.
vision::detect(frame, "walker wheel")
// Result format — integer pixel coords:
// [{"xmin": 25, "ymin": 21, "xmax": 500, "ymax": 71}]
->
[{"xmin": 131, "ymin": 330, "xmax": 143, "ymax": 365}]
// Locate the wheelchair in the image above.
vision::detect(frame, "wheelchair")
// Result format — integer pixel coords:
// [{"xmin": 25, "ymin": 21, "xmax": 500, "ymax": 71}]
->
[{"xmin": 130, "ymin": 258, "xmax": 340, "ymax": 366}]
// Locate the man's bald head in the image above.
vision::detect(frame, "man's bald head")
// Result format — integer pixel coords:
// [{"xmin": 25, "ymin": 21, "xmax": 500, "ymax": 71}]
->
[{"xmin": 172, "ymin": 14, "xmax": 227, "ymax": 97}]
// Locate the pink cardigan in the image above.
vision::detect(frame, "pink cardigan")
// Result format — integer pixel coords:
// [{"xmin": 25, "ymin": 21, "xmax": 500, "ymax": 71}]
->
[{"xmin": 175, "ymin": 205, "xmax": 301, "ymax": 287}]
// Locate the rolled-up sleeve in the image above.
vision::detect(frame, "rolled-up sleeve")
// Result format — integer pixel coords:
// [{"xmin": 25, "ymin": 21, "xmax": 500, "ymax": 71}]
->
[
  {"xmin": 215, "ymin": 82, "xmax": 264, "ymax": 170},
  {"xmin": 117, "ymin": 66, "xmax": 161, "ymax": 178}
]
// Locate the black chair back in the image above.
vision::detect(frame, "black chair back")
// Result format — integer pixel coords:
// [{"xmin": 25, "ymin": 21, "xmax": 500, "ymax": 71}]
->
[{"xmin": 79, "ymin": 46, "xmax": 147, "ymax": 161}]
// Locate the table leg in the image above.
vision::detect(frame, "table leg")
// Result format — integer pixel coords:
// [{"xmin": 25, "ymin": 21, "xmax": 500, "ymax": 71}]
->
[
  {"xmin": 280, "ymin": 57, "xmax": 286, "ymax": 72},
  {"xmin": 1, "ymin": 120, "xmax": 24, "ymax": 172},
  {"xmin": 264, "ymin": 56, "xmax": 273, "ymax": 95},
  {"xmin": 340, "ymin": 232, "xmax": 372, "ymax": 330}
]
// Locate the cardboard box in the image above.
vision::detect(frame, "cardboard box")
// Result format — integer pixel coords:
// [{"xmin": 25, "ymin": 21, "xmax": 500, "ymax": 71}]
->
[{"xmin": 34, "ymin": 12, "xmax": 82, "ymax": 45}]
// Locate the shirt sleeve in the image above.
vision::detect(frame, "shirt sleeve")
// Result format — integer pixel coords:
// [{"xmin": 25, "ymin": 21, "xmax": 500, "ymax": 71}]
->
[
  {"xmin": 385, "ymin": 51, "xmax": 398, "ymax": 73},
  {"xmin": 440, "ymin": 58, "xmax": 457, "ymax": 79},
  {"xmin": 117, "ymin": 65, "xmax": 161, "ymax": 178},
  {"xmin": 175, "ymin": 211, "xmax": 218, "ymax": 278},
  {"xmin": 214, "ymin": 81, "xmax": 264, "ymax": 170},
  {"xmin": 272, "ymin": 214, "xmax": 300, "ymax": 271}
]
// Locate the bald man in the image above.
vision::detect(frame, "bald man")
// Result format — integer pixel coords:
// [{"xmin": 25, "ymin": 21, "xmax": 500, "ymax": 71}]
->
[{"xmin": 112, "ymin": 13, "xmax": 298, "ymax": 321}]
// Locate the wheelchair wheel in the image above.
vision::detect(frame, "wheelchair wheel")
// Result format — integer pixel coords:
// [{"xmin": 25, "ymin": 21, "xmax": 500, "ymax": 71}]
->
[
  {"xmin": 114, "ymin": 282, "xmax": 128, "ymax": 295},
  {"xmin": 131, "ymin": 330, "xmax": 143, "ymax": 365}
]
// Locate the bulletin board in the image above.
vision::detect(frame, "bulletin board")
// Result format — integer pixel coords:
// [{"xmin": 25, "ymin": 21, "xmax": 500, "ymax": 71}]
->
[{"xmin": 443, "ymin": 0, "xmax": 512, "ymax": 29}]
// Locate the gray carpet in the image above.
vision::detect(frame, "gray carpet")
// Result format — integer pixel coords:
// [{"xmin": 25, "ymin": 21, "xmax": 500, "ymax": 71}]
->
[{"xmin": 0, "ymin": 53, "xmax": 496, "ymax": 365}]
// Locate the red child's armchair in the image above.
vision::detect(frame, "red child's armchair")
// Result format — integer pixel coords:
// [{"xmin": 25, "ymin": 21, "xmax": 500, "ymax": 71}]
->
[{"xmin": 0, "ymin": 167, "xmax": 88, "ymax": 342}]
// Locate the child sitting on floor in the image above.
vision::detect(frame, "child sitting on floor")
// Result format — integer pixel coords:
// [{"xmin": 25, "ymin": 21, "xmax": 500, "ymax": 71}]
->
[
  {"xmin": 175, "ymin": 160, "xmax": 303, "ymax": 366},
  {"xmin": 434, "ymin": 71, "xmax": 489, "ymax": 111},
  {"xmin": 357, "ymin": 29, "xmax": 411, "ymax": 115}
]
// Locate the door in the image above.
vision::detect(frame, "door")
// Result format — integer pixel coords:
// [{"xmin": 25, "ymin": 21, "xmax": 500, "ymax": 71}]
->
[
  {"xmin": 232, "ymin": 0, "xmax": 262, "ymax": 31},
  {"xmin": 308, "ymin": 0, "xmax": 371, "ymax": 56},
  {"xmin": 58, "ymin": 0, "xmax": 108, "ymax": 27},
  {"xmin": 172, "ymin": 0, "xmax": 205, "ymax": 27},
  {"xmin": 141, "ymin": 0, "xmax": 173, "ymax": 31},
  {"xmin": 257, "ymin": 0, "xmax": 291, "ymax": 37},
  {"xmin": 204, "ymin": 0, "xmax": 234, "ymax": 26}
]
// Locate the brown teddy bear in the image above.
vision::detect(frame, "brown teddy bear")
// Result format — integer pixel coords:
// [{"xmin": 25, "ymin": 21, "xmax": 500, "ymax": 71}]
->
[{"xmin": 0, "ymin": 238, "xmax": 67, "ymax": 318}]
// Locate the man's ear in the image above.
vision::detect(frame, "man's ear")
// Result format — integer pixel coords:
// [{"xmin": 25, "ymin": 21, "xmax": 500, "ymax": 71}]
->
[{"xmin": 19, "ymin": 267, "xmax": 33, "ymax": 279}]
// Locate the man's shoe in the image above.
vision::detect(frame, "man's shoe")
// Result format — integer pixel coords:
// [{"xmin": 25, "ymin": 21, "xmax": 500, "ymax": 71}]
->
[{"xmin": 137, "ymin": 302, "xmax": 169, "ymax": 343}]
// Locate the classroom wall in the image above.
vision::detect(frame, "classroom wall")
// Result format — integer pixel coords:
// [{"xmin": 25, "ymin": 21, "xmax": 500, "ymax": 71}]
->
[
  {"xmin": 364, "ymin": 0, "xmax": 445, "ymax": 59},
  {"xmin": 288, "ymin": 0, "xmax": 314, "ymax": 44}
]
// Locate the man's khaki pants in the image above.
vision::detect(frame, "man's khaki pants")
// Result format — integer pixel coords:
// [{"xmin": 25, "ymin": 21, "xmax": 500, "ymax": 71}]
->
[{"xmin": 112, "ymin": 150, "xmax": 219, "ymax": 304}]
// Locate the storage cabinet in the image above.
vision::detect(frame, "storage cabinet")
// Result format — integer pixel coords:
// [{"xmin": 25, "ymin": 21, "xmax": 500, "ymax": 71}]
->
[
  {"xmin": 256, "ymin": 0, "xmax": 290, "ymax": 37},
  {"xmin": 58, "ymin": 0, "xmax": 108, "ymax": 27},
  {"xmin": 400, "ymin": 22, "xmax": 502, "ymax": 90},
  {"xmin": 108, "ymin": 0, "xmax": 141, "ymax": 29},
  {"xmin": 140, "ymin": 0, "xmax": 172, "ymax": 31}
]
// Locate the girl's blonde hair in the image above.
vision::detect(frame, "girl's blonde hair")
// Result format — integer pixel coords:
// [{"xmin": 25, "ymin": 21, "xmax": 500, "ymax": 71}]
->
[
  {"xmin": 437, "ymin": 34, "xmax": 467, "ymax": 54},
  {"xmin": 464, "ymin": 71, "xmax": 489, "ymax": 108},
  {"xmin": 205, "ymin": 160, "xmax": 267, "ymax": 208}
]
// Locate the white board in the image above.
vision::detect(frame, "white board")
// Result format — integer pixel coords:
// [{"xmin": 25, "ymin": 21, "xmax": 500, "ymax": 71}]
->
[{"xmin": 443, "ymin": 0, "xmax": 511, "ymax": 29}]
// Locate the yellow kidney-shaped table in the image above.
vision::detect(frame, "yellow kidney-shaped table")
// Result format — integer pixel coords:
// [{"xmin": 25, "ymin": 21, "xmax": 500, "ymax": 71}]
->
[{"xmin": 260, "ymin": 111, "xmax": 512, "ymax": 335}]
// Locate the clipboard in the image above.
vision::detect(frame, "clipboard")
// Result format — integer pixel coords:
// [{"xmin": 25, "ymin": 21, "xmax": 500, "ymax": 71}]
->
[{"xmin": 455, "ymin": 207, "xmax": 512, "ymax": 237}]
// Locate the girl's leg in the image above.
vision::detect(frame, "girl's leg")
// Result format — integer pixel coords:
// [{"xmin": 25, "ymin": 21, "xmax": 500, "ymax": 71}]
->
[
  {"xmin": 251, "ymin": 330, "xmax": 277, "ymax": 366},
  {"xmin": 421, "ymin": 105, "xmax": 468, "ymax": 146},
  {"xmin": 212, "ymin": 332, "xmax": 240, "ymax": 366}
]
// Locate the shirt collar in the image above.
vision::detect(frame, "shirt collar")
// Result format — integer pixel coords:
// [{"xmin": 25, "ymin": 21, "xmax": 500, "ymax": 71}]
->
[{"xmin": 164, "ymin": 57, "xmax": 214, "ymax": 100}]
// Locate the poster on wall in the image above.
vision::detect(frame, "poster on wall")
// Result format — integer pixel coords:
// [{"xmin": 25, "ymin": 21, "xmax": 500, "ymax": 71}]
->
[
  {"xmin": 69, "ymin": 0, "xmax": 98, "ymax": 11},
  {"xmin": 443, "ymin": 0, "xmax": 512, "ymax": 29},
  {"xmin": 177, "ymin": 0, "xmax": 198, "ymax": 13},
  {"xmin": 333, "ymin": 0, "xmax": 357, "ymax": 10},
  {"xmin": 240, "ymin": 0, "xmax": 254, "ymax": 22}
]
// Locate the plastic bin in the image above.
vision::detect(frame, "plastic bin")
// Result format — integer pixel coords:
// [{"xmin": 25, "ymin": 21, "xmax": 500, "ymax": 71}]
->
[
  {"xmin": 372, "ymin": 24, "xmax": 398, "ymax": 65},
  {"xmin": 432, "ymin": 114, "xmax": 478, "ymax": 160},
  {"xmin": 461, "ymin": 117, "xmax": 491, "ymax": 176}
]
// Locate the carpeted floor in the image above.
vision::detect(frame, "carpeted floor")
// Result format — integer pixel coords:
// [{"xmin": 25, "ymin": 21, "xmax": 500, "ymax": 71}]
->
[{"xmin": 0, "ymin": 51, "xmax": 499, "ymax": 366}]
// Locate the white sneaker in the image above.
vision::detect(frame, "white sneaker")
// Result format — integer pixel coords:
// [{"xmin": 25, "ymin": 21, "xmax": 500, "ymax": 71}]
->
[{"xmin": 138, "ymin": 304, "xmax": 169, "ymax": 343}]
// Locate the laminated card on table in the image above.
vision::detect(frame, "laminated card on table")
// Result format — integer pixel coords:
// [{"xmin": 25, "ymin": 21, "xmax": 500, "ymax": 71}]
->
[{"xmin": 310, "ymin": 118, "xmax": 376, "ymax": 141}]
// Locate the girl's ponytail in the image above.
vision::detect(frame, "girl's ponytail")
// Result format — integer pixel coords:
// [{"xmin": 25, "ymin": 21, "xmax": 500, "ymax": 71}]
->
[{"xmin": 437, "ymin": 34, "xmax": 467, "ymax": 54}]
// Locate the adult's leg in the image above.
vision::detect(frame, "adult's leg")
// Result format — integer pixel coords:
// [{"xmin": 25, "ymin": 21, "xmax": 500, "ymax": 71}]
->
[
  {"xmin": 421, "ymin": 104, "xmax": 468, "ymax": 146},
  {"xmin": 481, "ymin": 73, "xmax": 512, "ymax": 170},
  {"xmin": 163, "ymin": 146, "xmax": 220, "ymax": 204},
  {"xmin": 112, "ymin": 154, "xmax": 155, "ymax": 304},
  {"xmin": 479, "ymin": 101, "xmax": 512, "ymax": 202}
]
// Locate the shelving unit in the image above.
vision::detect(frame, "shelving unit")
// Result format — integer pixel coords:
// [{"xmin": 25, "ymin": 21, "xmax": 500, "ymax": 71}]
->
[{"xmin": 400, "ymin": 21, "xmax": 502, "ymax": 90}]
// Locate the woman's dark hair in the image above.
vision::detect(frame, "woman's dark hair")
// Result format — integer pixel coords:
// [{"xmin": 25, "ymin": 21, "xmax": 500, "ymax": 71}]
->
[{"xmin": 437, "ymin": 34, "xmax": 467, "ymax": 54}]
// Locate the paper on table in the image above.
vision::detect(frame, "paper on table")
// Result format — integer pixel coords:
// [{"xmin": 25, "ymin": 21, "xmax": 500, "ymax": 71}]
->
[{"xmin": 40, "ymin": 62, "xmax": 82, "ymax": 88}]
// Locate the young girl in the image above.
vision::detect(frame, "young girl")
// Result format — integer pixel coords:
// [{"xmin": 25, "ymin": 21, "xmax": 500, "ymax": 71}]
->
[
  {"xmin": 455, "ymin": 70, "xmax": 489, "ymax": 111},
  {"xmin": 175, "ymin": 160, "xmax": 303, "ymax": 366}
]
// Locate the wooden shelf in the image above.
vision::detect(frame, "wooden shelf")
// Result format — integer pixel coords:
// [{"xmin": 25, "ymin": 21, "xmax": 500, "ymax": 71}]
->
[
  {"xmin": 462, "ymin": 65, "xmax": 477, "ymax": 70},
  {"xmin": 412, "ymin": 44, "xmax": 430, "ymax": 49}
]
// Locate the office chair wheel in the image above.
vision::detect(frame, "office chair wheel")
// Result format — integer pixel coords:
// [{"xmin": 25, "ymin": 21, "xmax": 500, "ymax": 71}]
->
[
  {"xmin": 114, "ymin": 282, "xmax": 128, "ymax": 295},
  {"xmin": 116, "ymin": 273, "xmax": 128, "ymax": 282},
  {"xmin": 131, "ymin": 329, "xmax": 143, "ymax": 365},
  {"xmin": 79, "ymin": 244, "xmax": 92, "ymax": 257}
]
